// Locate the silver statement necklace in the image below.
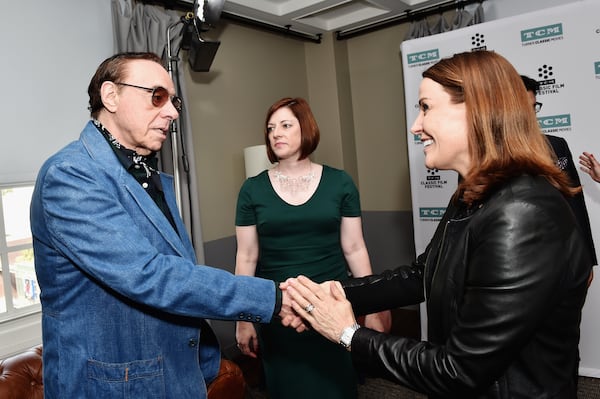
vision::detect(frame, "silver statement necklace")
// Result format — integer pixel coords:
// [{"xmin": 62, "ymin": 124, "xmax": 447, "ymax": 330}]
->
[{"xmin": 273, "ymin": 163, "xmax": 315, "ymax": 194}]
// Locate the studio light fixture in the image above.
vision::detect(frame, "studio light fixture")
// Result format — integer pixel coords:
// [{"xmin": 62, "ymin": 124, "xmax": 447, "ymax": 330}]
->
[
  {"xmin": 163, "ymin": 0, "xmax": 224, "ymax": 208},
  {"xmin": 185, "ymin": 0, "xmax": 225, "ymax": 72}
]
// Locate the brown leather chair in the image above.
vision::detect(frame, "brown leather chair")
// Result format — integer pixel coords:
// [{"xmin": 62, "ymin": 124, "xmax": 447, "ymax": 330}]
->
[
  {"xmin": 0, "ymin": 345, "xmax": 245, "ymax": 399},
  {"xmin": 207, "ymin": 358, "xmax": 246, "ymax": 399},
  {"xmin": 0, "ymin": 345, "xmax": 43, "ymax": 399}
]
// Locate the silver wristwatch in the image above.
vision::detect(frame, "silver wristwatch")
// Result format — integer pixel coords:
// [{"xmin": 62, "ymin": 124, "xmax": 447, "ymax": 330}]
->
[{"xmin": 339, "ymin": 323, "xmax": 361, "ymax": 350}]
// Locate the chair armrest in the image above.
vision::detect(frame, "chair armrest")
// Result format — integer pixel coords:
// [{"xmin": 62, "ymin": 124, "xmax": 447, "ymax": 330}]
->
[
  {"xmin": 207, "ymin": 358, "xmax": 246, "ymax": 399},
  {"xmin": 0, "ymin": 345, "xmax": 43, "ymax": 399}
]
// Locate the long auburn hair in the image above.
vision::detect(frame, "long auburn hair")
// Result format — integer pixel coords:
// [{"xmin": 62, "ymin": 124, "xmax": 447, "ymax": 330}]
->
[
  {"xmin": 263, "ymin": 97, "xmax": 320, "ymax": 163},
  {"xmin": 422, "ymin": 50, "xmax": 578, "ymax": 205}
]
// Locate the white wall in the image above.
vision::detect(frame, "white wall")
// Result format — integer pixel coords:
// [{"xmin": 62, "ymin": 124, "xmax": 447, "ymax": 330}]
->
[
  {"xmin": 0, "ymin": 0, "xmax": 114, "ymax": 184},
  {"xmin": 0, "ymin": 0, "xmax": 113, "ymax": 357}
]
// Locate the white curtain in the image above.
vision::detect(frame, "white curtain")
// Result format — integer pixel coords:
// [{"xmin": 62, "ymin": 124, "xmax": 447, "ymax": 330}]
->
[
  {"xmin": 404, "ymin": 2, "xmax": 484, "ymax": 40},
  {"xmin": 111, "ymin": 0, "xmax": 205, "ymax": 263}
]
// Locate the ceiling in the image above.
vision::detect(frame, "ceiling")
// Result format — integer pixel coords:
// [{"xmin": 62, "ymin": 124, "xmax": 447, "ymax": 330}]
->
[{"xmin": 177, "ymin": 0, "xmax": 465, "ymax": 41}]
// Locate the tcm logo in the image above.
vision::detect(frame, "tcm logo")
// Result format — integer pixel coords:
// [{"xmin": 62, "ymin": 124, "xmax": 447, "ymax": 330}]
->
[
  {"xmin": 538, "ymin": 114, "xmax": 571, "ymax": 128},
  {"xmin": 407, "ymin": 49, "xmax": 439, "ymax": 65},
  {"xmin": 595, "ymin": 61, "xmax": 600, "ymax": 76},
  {"xmin": 521, "ymin": 23, "xmax": 563, "ymax": 42},
  {"xmin": 419, "ymin": 207, "xmax": 446, "ymax": 218}
]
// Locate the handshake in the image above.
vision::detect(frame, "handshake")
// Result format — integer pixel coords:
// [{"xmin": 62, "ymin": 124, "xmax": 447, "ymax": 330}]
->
[
  {"xmin": 278, "ymin": 277, "xmax": 390, "ymax": 344},
  {"xmin": 278, "ymin": 277, "xmax": 352, "ymax": 336},
  {"xmin": 236, "ymin": 276, "xmax": 391, "ymax": 358}
]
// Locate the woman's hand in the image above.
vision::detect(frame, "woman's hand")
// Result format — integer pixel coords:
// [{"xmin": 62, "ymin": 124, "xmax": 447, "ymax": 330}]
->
[
  {"xmin": 236, "ymin": 321, "xmax": 259, "ymax": 358},
  {"xmin": 579, "ymin": 152, "xmax": 600, "ymax": 183},
  {"xmin": 285, "ymin": 276, "xmax": 357, "ymax": 344}
]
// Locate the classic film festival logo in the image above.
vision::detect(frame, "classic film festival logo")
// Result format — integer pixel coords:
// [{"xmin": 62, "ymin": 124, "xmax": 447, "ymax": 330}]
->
[
  {"xmin": 470, "ymin": 33, "xmax": 486, "ymax": 51},
  {"xmin": 531, "ymin": 63, "xmax": 572, "ymax": 134},
  {"xmin": 415, "ymin": 168, "xmax": 449, "ymax": 221},
  {"xmin": 535, "ymin": 64, "xmax": 565, "ymax": 95},
  {"xmin": 521, "ymin": 23, "xmax": 563, "ymax": 46},
  {"xmin": 407, "ymin": 49, "xmax": 440, "ymax": 68},
  {"xmin": 421, "ymin": 168, "xmax": 448, "ymax": 190}
]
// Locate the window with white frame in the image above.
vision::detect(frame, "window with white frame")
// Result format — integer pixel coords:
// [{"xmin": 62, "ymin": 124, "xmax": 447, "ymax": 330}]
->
[{"xmin": 0, "ymin": 184, "xmax": 39, "ymax": 322}]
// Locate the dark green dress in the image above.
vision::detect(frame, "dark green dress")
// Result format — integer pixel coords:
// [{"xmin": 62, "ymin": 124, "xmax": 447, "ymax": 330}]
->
[{"xmin": 236, "ymin": 165, "xmax": 360, "ymax": 399}]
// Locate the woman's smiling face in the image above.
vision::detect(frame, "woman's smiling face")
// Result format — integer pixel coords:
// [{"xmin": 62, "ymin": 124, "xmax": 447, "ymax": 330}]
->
[{"xmin": 410, "ymin": 77, "xmax": 471, "ymax": 177}]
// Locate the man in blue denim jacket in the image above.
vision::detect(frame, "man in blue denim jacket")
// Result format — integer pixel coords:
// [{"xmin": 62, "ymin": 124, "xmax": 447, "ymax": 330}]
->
[{"xmin": 30, "ymin": 52, "xmax": 294, "ymax": 398}]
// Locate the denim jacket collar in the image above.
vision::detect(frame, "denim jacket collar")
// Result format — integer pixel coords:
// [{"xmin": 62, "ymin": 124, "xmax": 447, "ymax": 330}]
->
[{"xmin": 79, "ymin": 121, "xmax": 195, "ymax": 262}]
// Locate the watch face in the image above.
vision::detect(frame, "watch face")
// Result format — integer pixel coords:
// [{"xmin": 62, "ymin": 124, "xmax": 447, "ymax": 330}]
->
[{"xmin": 340, "ymin": 324, "xmax": 360, "ymax": 348}]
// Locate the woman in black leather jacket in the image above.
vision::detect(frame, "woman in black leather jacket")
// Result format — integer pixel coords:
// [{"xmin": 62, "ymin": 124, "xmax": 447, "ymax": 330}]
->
[{"xmin": 284, "ymin": 50, "xmax": 593, "ymax": 398}]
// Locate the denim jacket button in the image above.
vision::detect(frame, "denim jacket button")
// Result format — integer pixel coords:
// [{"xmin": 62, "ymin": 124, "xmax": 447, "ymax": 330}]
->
[{"xmin": 188, "ymin": 338, "xmax": 197, "ymax": 347}]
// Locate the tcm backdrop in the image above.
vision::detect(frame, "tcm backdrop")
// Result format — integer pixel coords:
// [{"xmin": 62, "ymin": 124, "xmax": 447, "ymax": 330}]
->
[{"xmin": 401, "ymin": 0, "xmax": 600, "ymax": 377}]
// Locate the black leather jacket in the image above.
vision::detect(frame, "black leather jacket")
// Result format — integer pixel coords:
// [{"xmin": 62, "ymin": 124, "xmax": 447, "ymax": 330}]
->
[{"xmin": 343, "ymin": 175, "xmax": 592, "ymax": 398}]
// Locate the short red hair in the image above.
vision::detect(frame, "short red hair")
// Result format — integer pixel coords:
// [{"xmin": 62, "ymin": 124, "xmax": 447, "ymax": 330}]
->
[{"xmin": 263, "ymin": 97, "xmax": 320, "ymax": 163}]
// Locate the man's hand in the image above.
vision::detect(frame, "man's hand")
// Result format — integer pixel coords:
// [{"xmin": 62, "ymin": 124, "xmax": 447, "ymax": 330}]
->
[{"xmin": 279, "ymin": 287, "xmax": 309, "ymax": 332}]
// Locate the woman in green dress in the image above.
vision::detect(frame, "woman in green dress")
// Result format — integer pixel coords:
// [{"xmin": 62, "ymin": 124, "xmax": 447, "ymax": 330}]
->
[{"xmin": 234, "ymin": 97, "xmax": 390, "ymax": 398}]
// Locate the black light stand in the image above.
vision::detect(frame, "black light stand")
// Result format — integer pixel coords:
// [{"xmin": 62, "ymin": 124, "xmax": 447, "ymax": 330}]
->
[
  {"xmin": 165, "ymin": 14, "xmax": 191, "ymax": 211},
  {"xmin": 163, "ymin": 0, "xmax": 224, "ymax": 209}
]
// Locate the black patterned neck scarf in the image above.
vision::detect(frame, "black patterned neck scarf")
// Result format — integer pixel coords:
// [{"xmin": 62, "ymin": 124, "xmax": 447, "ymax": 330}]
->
[
  {"xmin": 92, "ymin": 119, "xmax": 159, "ymax": 178},
  {"xmin": 92, "ymin": 119, "xmax": 178, "ymax": 232}
]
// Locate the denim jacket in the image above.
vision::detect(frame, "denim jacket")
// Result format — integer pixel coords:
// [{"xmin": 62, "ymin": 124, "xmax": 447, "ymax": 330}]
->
[{"xmin": 30, "ymin": 121, "xmax": 276, "ymax": 398}]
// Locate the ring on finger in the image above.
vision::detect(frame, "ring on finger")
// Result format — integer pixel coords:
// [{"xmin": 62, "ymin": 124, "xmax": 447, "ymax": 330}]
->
[{"xmin": 304, "ymin": 303, "xmax": 315, "ymax": 313}]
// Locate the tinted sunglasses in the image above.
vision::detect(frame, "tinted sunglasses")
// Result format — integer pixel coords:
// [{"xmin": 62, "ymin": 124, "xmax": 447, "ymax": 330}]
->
[{"xmin": 116, "ymin": 82, "xmax": 182, "ymax": 112}]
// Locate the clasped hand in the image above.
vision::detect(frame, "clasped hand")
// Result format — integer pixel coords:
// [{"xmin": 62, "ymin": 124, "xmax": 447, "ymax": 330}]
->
[{"xmin": 279, "ymin": 276, "xmax": 357, "ymax": 344}]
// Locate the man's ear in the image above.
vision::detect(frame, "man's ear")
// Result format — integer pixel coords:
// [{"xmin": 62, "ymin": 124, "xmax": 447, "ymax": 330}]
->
[{"xmin": 100, "ymin": 81, "xmax": 119, "ymax": 113}]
